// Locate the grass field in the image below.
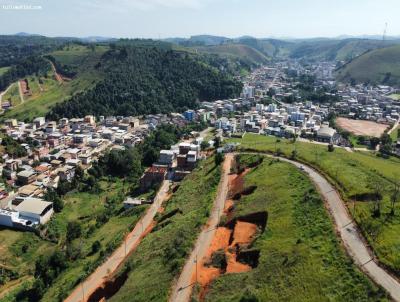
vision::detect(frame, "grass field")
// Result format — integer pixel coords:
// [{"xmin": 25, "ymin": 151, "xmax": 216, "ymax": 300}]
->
[
  {"xmin": 228, "ymin": 134, "xmax": 400, "ymax": 275},
  {"xmin": 1, "ymin": 45, "xmax": 107, "ymax": 121},
  {"xmin": 390, "ymin": 127, "xmax": 399, "ymax": 141},
  {"xmin": 0, "ymin": 178, "xmax": 144, "ymax": 302},
  {"xmin": 109, "ymin": 157, "xmax": 221, "ymax": 302},
  {"xmin": 204, "ymin": 156, "xmax": 387, "ymax": 301}
]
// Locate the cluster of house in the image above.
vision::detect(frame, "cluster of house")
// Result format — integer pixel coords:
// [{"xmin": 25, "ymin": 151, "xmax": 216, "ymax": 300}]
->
[
  {"xmin": 334, "ymin": 84, "xmax": 400, "ymax": 124},
  {"xmin": 0, "ymin": 114, "xmax": 194, "ymax": 230},
  {"xmin": 139, "ymin": 135, "xmax": 205, "ymax": 192}
]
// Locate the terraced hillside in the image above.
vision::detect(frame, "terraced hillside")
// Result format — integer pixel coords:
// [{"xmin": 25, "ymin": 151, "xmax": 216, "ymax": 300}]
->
[{"xmin": 336, "ymin": 45, "xmax": 400, "ymax": 86}]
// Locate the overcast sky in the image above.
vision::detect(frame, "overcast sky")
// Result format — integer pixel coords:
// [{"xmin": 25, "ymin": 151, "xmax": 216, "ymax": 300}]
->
[{"xmin": 0, "ymin": 0, "xmax": 399, "ymax": 39}]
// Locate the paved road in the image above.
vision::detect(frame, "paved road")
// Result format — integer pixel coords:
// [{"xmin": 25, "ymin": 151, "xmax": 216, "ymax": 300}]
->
[
  {"xmin": 269, "ymin": 154, "xmax": 400, "ymax": 302},
  {"xmin": 169, "ymin": 154, "xmax": 233, "ymax": 302},
  {"xmin": 65, "ymin": 180, "xmax": 171, "ymax": 302}
]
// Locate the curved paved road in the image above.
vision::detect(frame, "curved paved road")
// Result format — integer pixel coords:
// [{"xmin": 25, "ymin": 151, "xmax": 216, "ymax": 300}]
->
[
  {"xmin": 169, "ymin": 154, "xmax": 233, "ymax": 302},
  {"xmin": 65, "ymin": 180, "xmax": 171, "ymax": 302},
  {"xmin": 271, "ymin": 155, "xmax": 400, "ymax": 302},
  {"xmin": 170, "ymin": 152, "xmax": 400, "ymax": 302}
]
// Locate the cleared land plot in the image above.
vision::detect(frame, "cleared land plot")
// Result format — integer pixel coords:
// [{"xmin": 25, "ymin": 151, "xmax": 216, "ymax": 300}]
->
[
  {"xmin": 203, "ymin": 156, "xmax": 387, "ymax": 301},
  {"xmin": 227, "ymin": 133, "xmax": 400, "ymax": 278},
  {"xmin": 0, "ymin": 66, "xmax": 10, "ymax": 76},
  {"xmin": 337, "ymin": 117, "xmax": 389, "ymax": 137}
]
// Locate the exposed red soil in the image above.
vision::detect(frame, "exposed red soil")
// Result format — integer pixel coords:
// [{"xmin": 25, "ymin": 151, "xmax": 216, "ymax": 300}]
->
[
  {"xmin": 194, "ymin": 221, "xmax": 257, "ymax": 299},
  {"xmin": 228, "ymin": 168, "xmax": 250, "ymax": 198}
]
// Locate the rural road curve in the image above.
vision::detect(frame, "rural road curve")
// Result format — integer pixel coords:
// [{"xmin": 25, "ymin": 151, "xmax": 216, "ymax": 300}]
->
[
  {"xmin": 65, "ymin": 180, "xmax": 171, "ymax": 302},
  {"xmin": 171, "ymin": 151, "xmax": 400, "ymax": 302},
  {"xmin": 269, "ymin": 154, "xmax": 400, "ymax": 302},
  {"xmin": 169, "ymin": 154, "xmax": 233, "ymax": 302}
]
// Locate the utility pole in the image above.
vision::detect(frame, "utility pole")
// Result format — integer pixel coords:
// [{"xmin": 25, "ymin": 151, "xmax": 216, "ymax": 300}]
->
[{"xmin": 81, "ymin": 283, "xmax": 85, "ymax": 302}]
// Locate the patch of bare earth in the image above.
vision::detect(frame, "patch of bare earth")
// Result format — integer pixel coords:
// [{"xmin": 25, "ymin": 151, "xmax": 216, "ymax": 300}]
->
[{"xmin": 336, "ymin": 117, "xmax": 389, "ymax": 137}]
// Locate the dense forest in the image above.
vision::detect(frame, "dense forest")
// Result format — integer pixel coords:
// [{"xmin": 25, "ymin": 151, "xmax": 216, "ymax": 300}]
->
[{"xmin": 47, "ymin": 46, "xmax": 242, "ymax": 119}]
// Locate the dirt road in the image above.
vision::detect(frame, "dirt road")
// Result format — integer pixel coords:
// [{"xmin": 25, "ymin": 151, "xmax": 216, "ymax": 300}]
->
[
  {"xmin": 17, "ymin": 81, "xmax": 24, "ymax": 104},
  {"xmin": 169, "ymin": 154, "xmax": 233, "ymax": 302},
  {"xmin": 271, "ymin": 155, "xmax": 400, "ymax": 301},
  {"xmin": 65, "ymin": 180, "xmax": 171, "ymax": 302},
  {"xmin": 0, "ymin": 83, "xmax": 13, "ymax": 105}
]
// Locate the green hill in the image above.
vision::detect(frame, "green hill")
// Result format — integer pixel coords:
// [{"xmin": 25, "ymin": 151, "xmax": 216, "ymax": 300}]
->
[
  {"xmin": 289, "ymin": 39, "xmax": 399, "ymax": 61},
  {"xmin": 47, "ymin": 45, "xmax": 242, "ymax": 119},
  {"xmin": 194, "ymin": 44, "xmax": 269, "ymax": 65},
  {"xmin": 336, "ymin": 45, "xmax": 400, "ymax": 86},
  {"xmin": 1, "ymin": 44, "xmax": 107, "ymax": 121}
]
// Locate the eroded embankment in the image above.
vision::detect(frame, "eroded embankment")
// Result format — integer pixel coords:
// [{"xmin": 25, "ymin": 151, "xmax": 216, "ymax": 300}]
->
[{"xmin": 193, "ymin": 160, "xmax": 266, "ymax": 301}]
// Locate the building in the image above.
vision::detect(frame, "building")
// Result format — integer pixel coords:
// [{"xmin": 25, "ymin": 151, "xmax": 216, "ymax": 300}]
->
[
  {"xmin": 159, "ymin": 150, "xmax": 175, "ymax": 166},
  {"xmin": 184, "ymin": 110, "xmax": 196, "ymax": 121},
  {"xmin": 16, "ymin": 198, "xmax": 53, "ymax": 225},
  {"xmin": 316, "ymin": 126, "xmax": 337, "ymax": 143},
  {"xmin": 17, "ymin": 170, "xmax": 36, "ymax": 185},
  {"xmin": 139, "ymin": 166, "xmax": 167, "ymax": 191}
]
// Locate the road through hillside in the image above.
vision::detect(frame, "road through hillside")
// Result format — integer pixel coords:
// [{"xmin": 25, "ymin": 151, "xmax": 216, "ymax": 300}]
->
[
  {"xmin": 169, "ymin": 154, "xmax": 233, "ymax": 302},
  {"xmin": 271, "ymin": 154, "xmax": 400, "ymax": 301},
  {"xmin": 171, "ymin": 151, "xmax": 400, "ymax": 302},
  {"xmin": 65, "ymin": 180, "xmax": 171, "ymax": 302}
]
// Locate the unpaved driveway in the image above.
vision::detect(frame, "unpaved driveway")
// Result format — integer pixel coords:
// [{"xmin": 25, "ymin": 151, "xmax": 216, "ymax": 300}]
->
[{"xmin": 169, "ymin": 154, "xmax": 233, "ymax": 302}]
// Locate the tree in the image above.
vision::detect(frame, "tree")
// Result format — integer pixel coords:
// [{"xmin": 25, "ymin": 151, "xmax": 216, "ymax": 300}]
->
[
  {"xmin": 370, "ymin": 137, "xmax": 380, "ymax": 149},
  {"xmin": 215, "ymin": 152, "xmax": 224, "ymax": 166},
  {"xmin": 200, "ymin": 141, "xmax": 210, "ymax": 151},
  {"xmin": 328, "ymin": 144, "xmax": 335, "ymax": 152},
  {"xmin": 66, "ymin": 221, "xmax": 82, "ymax": 242},
  {"xmin": 390, "ymin": 178, "xmax": 400, "ymax": 215},
  {"xmin": 367, "ymin": 176, "xmax": 385, "ymax": 217},
  {"xmin": 214, "ymin": 137, "xmax": 221, "ymax": 149},
  {"xmin": 91, "ymin": 240, "xmax": 102, "ymax": 254},
  {"xmin": 44, "ymin": 189, "xmax": 64, "ymax": 212}
]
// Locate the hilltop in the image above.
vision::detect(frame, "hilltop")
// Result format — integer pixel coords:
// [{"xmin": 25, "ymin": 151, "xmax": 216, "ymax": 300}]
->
[{"xmin": 336, "ymin": 44, "xmax": 400, "ymax": 86}]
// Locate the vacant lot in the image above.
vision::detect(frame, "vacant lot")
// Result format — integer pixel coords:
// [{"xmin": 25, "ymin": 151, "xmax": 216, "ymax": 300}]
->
[
  {"xmin": 337, "ymin": 117, "xmax": 389, "ymax": 137},
  {"xmin": 227, "ymin": 133, "xmax": 400, "ymax": 276},
  {"xmin": 203, "ymin": 156, "xmax": 386, "ymax": 301}
]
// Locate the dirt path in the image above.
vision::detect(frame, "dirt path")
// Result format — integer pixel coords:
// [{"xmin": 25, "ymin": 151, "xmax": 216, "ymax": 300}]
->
[
  {"xmin": 169, "ymin": 154, "xmax": 233, "ymax": 302},
  {"xmin": 17, "ymin": 81, "xmax": 24, "ymax": 104},
  {"xmin": 258, "ymin": 153, "xmax": 400, "ymax": 301},
  {"xmin": 388, "ymin": 119, "xmax": 399, "ymax": 136},
  {"xmin": 0, "ymin": 83, "xmax": 13, "ymax": 105},
  {"xmin": 64, "ymin": 180, "xmax": 171, "ymax": 302}
]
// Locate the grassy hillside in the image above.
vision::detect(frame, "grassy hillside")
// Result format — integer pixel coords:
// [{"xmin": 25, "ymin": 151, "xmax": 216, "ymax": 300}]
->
[
  {"xmin": 0, "ymin": 67, "xmax": 10, "ymax": 76},
  {"xmin": 1, "ymin": 45, "xmax": 107, "ymax": 121},
  {"xmin": 336, "ymin": 45, "xmax": 400, "ymax": 86},
  {"xmin": 0, "ymin": 179, "xmax": 144, "ymax": 302},
  {"xmin": 194, "ymin": 44, "xmax": 269, "ymax": 65},
  {"xmin": 108, "ymin": 157, "xmax": 220, "ymax": 302},
  {"xmin": 228, "ymin": 134, "xmax": 400, "ymax": 277},
  {"xmin": 203, "ymin": 155, "xmax": 386, "ymax": 301}
]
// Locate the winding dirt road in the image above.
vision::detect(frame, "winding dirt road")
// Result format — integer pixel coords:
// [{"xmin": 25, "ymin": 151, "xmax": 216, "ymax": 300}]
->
[
  {"xmin": 169, "ymin": 154, "xmax": 233, "ymax": 302},
  {"xmin": 170, "ymin": 152, "xmax": 400, "ymax": 302},
  {"xmin": 65, "ymin": 180, "xmax": 171, "ymax": 302}
]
